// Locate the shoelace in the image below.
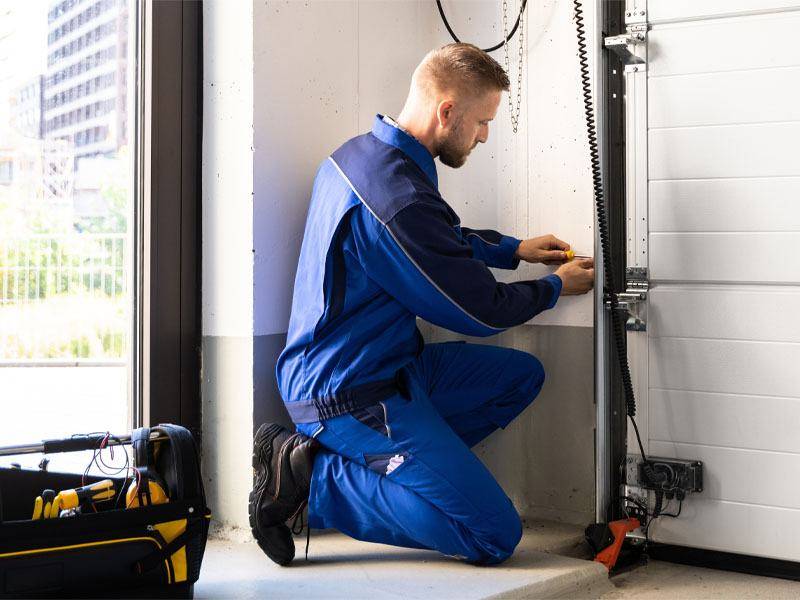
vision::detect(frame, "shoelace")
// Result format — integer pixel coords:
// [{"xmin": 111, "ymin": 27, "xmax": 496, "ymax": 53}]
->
[{"xmin": 289, "ymin": 499, "xmax": 312, "ymax": 560}]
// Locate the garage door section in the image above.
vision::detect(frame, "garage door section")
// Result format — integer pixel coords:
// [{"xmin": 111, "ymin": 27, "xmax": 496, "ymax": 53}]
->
[{"xmin": 625, "ymin": 0, "xmax": 800, "ymax": 561}]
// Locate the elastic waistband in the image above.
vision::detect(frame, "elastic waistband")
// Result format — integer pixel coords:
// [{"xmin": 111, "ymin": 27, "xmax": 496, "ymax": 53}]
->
[{"xmin": 284, "ymin": 374, "xmax": 406, "ymax": 424}]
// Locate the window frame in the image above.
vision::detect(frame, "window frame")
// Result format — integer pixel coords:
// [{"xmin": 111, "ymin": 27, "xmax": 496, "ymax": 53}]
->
[{"xmin": 135, "ymin": 0, "xmax": 202, "ymax": 438}]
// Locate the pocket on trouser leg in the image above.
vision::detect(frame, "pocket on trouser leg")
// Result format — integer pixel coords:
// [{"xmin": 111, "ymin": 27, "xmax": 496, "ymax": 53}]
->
[
  {"xmin": 362, "ymin": 451, "xmax": 411, "ymax": 477},
  {"xmin": 351, "ymin": 401, "xmax": 390, "ymax": 437}
]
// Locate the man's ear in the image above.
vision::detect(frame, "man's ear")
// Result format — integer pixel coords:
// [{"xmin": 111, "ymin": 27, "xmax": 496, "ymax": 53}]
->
[{"xmin": 436, "ymin": 100, "xmax": 454, "ymax": 128}]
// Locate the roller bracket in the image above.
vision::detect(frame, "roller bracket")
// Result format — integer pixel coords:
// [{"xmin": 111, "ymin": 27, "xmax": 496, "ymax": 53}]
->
[
  {"xmin": 604, "ymin": 267, "xmax": 649, "ymax": 331},
  {"xmin": 604, "ymin": 24, "xmax": 648, "ymax": 70}
]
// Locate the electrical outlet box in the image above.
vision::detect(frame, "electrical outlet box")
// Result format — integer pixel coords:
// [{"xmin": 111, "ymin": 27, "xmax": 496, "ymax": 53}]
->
[{"xmin": 626, "ymin": 455, "xmax": 703, "ymax": 499}]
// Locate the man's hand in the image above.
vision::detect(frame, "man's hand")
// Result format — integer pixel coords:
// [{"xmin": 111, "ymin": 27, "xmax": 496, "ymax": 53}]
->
[
  {"xmin": 515, "ymin": 234, "xmax": 571, "ymax": 265},
  {"xmin": 553, "ymin": 258, "xmax": 595, "ymax": 295}
]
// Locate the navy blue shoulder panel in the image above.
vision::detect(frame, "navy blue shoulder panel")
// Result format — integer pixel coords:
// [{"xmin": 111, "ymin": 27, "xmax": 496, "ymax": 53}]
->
[{"xmin": 330, "ymin": 133, "xmax": 439, "ymax": 224}]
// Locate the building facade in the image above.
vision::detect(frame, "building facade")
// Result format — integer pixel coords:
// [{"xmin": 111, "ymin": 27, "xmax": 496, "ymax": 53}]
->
[{"xmin": 43, "ymin": 0, "xmax": 129, "ymax": 162}]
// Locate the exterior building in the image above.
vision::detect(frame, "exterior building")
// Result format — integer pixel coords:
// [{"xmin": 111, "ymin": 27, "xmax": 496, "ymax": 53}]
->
[
  {"xmin": 10, "ymin": 76, "xmax": 45, "ymax": 139},
  {"xmin": 43, "ymin": 0, "xmax": 129, "ymax": 163}
]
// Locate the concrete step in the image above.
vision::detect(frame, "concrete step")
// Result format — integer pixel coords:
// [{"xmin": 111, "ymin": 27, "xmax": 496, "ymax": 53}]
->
[{"xmin": 196, "ymin": 521, "xmax": 613, "ymax": 599}]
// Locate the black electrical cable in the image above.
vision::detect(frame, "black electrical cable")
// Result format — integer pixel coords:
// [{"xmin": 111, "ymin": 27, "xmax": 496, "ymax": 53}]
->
[
  {"xmin": 436, "ymin": 0, "xmax": 528, "ymax": 53},
  {"xmin": 573, "ymin": 0, "xmax": 659, "ymax": 490}
]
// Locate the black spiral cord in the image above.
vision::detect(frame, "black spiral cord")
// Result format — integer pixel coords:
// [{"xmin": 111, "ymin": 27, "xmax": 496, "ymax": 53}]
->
[
  {"xmin": 436, "ymin": 0, "xmax": 528, "ymax": 53},
  {"xmin": 572, "ymin": 0, "xmax": 669, "ymax": 522}
]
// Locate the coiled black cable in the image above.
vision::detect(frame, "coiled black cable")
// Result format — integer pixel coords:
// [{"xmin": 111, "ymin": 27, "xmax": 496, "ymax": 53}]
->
[
  {"xmin": 572, "ymin": 0, "xmax": 652, "ymax": 471},
  {"xmin": 436, "ymin": 0, "xmax": 529, "ymax": 53}
]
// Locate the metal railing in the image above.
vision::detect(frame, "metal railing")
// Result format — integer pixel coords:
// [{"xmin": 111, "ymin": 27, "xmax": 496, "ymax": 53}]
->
[
  {"xmin": 0, "ymin": 233, "xmax": 131, "ymax": 362},
  {"xmin": 0, "ymin": 233, "xmax": 128, "ymax": 302}
]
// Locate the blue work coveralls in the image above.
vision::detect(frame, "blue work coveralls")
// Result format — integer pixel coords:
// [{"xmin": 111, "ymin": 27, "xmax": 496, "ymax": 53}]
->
[{"xmin": 276, "ymin": 115, "xmax": 563, "ymax": 564}]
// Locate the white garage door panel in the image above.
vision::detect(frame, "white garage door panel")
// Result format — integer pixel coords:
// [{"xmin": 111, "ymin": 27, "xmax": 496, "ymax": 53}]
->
[
  {"xmin": 648, "ymin": 287, "xmax": 800, "ymax": 342},
  {"xmin": 640, "ymin": 0, "xmax": 800, "ymax": 561},
  {"xmin": 649, "ymin": 68, "xmax": 800, "ymax": 129},
  {"xmin": 649, "ymin": 441, "xmax": 800, "ymax": 509},
  {"xmin": 649, "ymin": 389, "xmax": 800, "ymax": 453},
  {"xmin": 649, "ymin": 13, "xmax": 800, "ymax": 77},
  {"xmin": 649, "ymin": 0, "xmax": 800, "ymax": 23},
  {"xmin": 649, "ymin": 233, "xmax": 800, "ymax": 283},
  {"xmin": 650, "ymin": 179, "xmax": 800, "ymax": 232},
  {"xmin": 647, "ymin": 498, "xmax": 800, "ymax": 561},
  {"xmin": 649, "ymin": 124, "xmax": 800, "ymax": 181},
  {"xmin": 649, "ymin": 338, "xmax": 800, "ymax": 398}
]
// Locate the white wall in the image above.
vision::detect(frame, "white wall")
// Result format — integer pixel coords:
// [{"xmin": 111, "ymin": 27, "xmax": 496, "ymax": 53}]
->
[
  {"xmin": 203, "ymin": 1, "xmax": 254, "ymax": 339},
  {"xmin": 201, "ymin": 0, "xmax": 255, "ymax": 534}
]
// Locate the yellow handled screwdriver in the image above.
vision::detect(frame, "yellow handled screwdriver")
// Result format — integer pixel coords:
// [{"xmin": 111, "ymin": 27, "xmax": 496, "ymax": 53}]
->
[
  {"xmin": 51, "ymin": 479, "xmax": 116, "ymax": 517},
  {"xmin": 565, "ymin": 250, "xmax": 592, "ymax": 261}
]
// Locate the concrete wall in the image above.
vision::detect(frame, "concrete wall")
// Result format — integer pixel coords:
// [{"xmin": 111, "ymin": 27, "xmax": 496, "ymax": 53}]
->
[
  {"xmin": 202, "ymin": 0, "xmax": 598, "ymax": 535},
  {"xmin": 201, "ymin": 0, "xmax": 255, "ymax": 535}
]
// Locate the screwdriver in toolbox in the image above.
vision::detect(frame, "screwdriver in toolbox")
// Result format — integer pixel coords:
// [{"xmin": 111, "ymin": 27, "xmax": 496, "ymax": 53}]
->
[{"xmin": 50, "ymin": 479, "xmax": 116, "ymax": 517}]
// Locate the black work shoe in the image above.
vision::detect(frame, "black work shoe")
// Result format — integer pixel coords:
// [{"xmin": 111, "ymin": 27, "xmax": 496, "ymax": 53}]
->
[{"xmin": 249, "ymin": 422, "xmax": 320, "ymax": 566}]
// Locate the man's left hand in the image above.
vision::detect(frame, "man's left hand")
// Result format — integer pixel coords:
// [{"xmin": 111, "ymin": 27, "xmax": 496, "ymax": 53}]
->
[{"xmin": 515, "ymin": 234, "xmax": 571, "ymax": 265}]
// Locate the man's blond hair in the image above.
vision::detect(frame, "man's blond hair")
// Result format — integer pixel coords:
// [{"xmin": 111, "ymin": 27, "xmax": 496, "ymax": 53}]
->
[{"xmin": 414, "ymin": 43, "xmax": 510, "ymax": 99}]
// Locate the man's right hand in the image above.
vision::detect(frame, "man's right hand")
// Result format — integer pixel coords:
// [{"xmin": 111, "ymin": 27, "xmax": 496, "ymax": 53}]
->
[{"xmin": 553, "ymin": 258, "xmax": 595, "ymax": 295}]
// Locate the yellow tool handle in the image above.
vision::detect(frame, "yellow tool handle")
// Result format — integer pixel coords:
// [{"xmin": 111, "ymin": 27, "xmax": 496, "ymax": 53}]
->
[
  {"xmin": 565, "ymin": 250, "xmax": 592, "ymax": 261},
  {"xmin": 82, "ymin": 479, "xmax": 115, "ymax": 502},
  {"xmin": 32, "ymin": 496, "xmax": 43, "ymax": 520},
  {"xmin": 58, "ymin": 479, "xmax": 116, "ymax": 510},
  {"xmin": 48, "ymin": 496, "xmax": 62, "ymax": 519},
  {"xmin": 58, "ymin": 490, "xmax": 79, "ymax": 510},
  {"xmin": 40, "ymin": 489, "xmax": 56, "ymax": 519}
]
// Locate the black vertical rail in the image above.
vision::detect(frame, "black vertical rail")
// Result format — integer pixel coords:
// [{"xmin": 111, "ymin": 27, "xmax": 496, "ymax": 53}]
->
[{"xmin": 576, "ymin": 0, "xmax": 642, "ymax": 523}]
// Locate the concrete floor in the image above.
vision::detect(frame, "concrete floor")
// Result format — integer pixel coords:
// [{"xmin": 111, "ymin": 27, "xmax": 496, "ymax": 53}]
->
[
  {"xmin": 601, "ymin": 560, "xmax": 800, "ymax": 599},
  {"xmin": 195, "ymin": 523, "xmax": 800, "ymax": 599},
  {"xmin": 195, "ymin": 522, "xmax": 612, "ymax": 599}
]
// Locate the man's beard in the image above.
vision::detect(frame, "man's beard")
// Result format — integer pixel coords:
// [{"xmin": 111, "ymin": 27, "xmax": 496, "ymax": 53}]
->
[{"xmin": 436, "ymin": 118, "xmax": 474, "ymax": 168}]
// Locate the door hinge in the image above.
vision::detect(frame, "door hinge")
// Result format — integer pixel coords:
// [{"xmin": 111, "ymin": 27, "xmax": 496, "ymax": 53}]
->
[
  {"xmin": 605, "ymin": 267, "xmax": 649, "ymax": 331},
  {"xmin": 604, "ymin": 23, "xmax": 648, "ymax": 71}
]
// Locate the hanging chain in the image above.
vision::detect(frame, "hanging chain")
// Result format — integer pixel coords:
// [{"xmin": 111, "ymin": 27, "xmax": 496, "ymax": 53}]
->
[{"xmin": 502, "ymin": 0, "xmax": 525, "ymax": 133}]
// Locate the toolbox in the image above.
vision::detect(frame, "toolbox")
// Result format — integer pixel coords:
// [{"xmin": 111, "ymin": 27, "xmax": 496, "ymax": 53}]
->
[{"xmin": 0, "ymin": 424, "xmax": 211, "ymax": 598}]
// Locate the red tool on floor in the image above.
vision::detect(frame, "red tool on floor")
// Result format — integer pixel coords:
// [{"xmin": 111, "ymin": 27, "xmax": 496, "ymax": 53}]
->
[{"xmin": 586, "ymin": 517, "xmax": 641, "ymax": 571}]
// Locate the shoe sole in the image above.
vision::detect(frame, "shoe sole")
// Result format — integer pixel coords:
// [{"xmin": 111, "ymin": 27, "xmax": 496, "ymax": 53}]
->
[{"xmin": 248, "ymin": 423, "xmax": 295, "ymax": 566}]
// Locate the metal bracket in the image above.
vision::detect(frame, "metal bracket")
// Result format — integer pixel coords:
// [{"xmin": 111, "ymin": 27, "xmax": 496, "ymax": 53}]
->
[
  {"xmin": 604, "ymin": 24, "xmax": 647, "ymax": 70},
  {"xmin": 625, "ymin": 7, "xmax": 647, "ymax": 26},
  {"xmin": 605, "ymin": 267, "xmax": 649, "ymax": 331}
]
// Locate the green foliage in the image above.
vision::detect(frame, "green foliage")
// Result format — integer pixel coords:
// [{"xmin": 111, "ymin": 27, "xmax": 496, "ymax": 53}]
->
[
  {"xmin": 0, "ymin": 235, "xmax": 127, "ymax": 302},
  {"xmin": 0, "ymin": 293, "xmax": 128, "ymax": 360},
  {"xmin": 0, "ymin": 150, "xmax": 132, "ymax": 360}
]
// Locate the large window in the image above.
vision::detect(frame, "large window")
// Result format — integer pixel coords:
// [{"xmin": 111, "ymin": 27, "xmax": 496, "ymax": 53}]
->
[{"xmin": 0, "ymin": 0, "xmax": 200, "ymax": 469}]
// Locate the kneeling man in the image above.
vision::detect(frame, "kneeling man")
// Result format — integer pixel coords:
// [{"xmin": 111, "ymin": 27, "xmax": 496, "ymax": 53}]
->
[{"xmin": 250, "ymin": 43, "xmax": 594, "ymax": 566}]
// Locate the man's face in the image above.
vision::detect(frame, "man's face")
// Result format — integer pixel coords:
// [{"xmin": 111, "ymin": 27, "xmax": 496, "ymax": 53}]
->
[{"xmin": 436, "ymin": 89, "xmax": 501, "ymax": 169}]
